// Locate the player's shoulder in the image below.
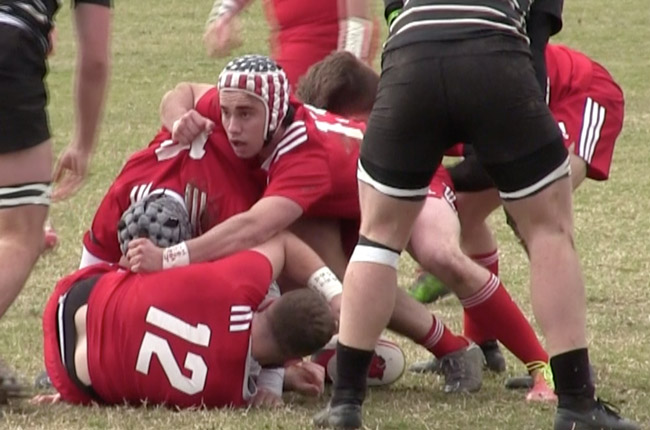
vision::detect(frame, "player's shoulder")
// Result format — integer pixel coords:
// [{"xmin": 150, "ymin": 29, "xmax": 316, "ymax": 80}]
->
[{"xmin": 195, "ymin": 86, "xmax": 220, "ymax": 119}]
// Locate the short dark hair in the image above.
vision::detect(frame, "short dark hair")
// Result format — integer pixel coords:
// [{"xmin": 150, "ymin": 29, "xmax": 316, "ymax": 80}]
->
[
  {"xmin": 296, "ymin": 51, "xmax": 379, "ymax": 117},
  {"xmin": 268, "ymin": 289, "xmax": 336, "ymax": 358}
]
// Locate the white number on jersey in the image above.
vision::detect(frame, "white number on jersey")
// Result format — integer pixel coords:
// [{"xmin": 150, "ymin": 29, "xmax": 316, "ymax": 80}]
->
[
  {"xmin": 155, "ymin": 132, "xmax": 209, "ymax": 161},
  {"xmin": 135, "ymin": 307, "xmax": 211, "ymax": 395},
  {"xmin": 304, "ymin": 104, "xmax": 365, "ymax": 140}
]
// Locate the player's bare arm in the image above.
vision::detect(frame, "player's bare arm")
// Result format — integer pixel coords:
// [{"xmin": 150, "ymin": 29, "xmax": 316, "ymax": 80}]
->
[
  {"xmin": 204, "ymin": 0, "xmax": 253, "ymax": 57},
  {"xmin": 127, "ymin": 196, "xmax": 303, "ymax": 272},
  {"xmin": 159, "ymin": 82, "xmax": 215, "ymax": 145},
  {"xmin": 53, "ymin": 3, "xmax": 111, "ymax": 201},
  {"xmin": 339, "ymin": 0, "xmax": 374, "ymax": 62}
]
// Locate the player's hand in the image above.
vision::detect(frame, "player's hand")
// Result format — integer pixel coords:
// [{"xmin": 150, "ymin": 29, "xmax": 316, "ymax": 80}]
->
[
  {"xmin": 284, "ymin": 361, "xmax": 325, "ymax": 397},
  {"xmin": 126, "ymin": 238, "xmax": 163, "ymax": 273},
  {"xmin": 29, "ymin": 393, "xmax": 61, "ymax": 405},
  {"xmin": 250, "ymin": 387, "xmax": 284, "ymax": 409},
  {"xmin": 51, "ymin": 144, "xmax": 92, "ymax": 201},
  {"xmin": 171, "ymin": 110, "xmax": 215, "ymax": 146},
  {"xmin": 47, "ymin": 25, "xmax": 58, "ymax": 57},
  {"xmin": 203, "ymin": 14, "xmax": 242, "ymax": 58},
  {"xmin": 329, "ymin": 294, "xmax": 342, "ymax": 324}
]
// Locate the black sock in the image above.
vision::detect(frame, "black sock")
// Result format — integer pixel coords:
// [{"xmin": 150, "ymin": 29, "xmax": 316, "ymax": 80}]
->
[
  {"xmin": 331, "ymin": 341, "xmax": 374, "ymax": 407},
  {"xmin": 550, "ymin": 348, "xmax": 596, "ymax": 411}
]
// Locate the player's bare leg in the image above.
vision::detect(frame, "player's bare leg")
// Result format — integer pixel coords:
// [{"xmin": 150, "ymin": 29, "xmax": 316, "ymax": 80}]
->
[
  {"xmin": 0, "ymin": 141, "xmax": 52, "ymax": 318},
  {"xmin": 314, "ymin": 182, "xmax": 423, "ymax": 429},
  {"xmin": 408, "ymin": 196, "xmax": 553, "ymax": 401},
  {"xmin": 290, "ymin": 217, "xmax": 349, "ymax": 279},
  {"xmin": 0, "ymin": 141, "xmax": 51, "ymax": 403},
  {"xmin": 457, "ymin": 188, "xmax": 501, "ymax": 256},
  {"xmin": 295, "ymin": 213, "xmax": 483, "ymax": 393}
]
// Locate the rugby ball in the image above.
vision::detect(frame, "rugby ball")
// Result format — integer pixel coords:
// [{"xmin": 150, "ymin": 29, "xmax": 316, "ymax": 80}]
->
[{"xmin": 311, "ymin": 335, "xmax": 405, "ymax": 387}]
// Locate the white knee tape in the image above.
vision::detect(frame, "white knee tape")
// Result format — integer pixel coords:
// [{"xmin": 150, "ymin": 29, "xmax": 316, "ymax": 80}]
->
[{"xmin": 349, "ymin": 244, "xmax": 400, "ymax": 269}]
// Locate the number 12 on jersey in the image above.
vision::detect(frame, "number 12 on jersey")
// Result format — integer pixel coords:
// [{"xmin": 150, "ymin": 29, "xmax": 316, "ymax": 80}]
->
[{"xmin": 136, "ymin": 306, "xmax": 211, "ymax": 395}]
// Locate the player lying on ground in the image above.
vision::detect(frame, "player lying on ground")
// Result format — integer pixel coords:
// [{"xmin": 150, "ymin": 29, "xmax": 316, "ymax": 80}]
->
[
  {"xmin": 297, "ymin": 51, "xmax": 555, "ymax": 402},
  {"xmin": 129, "ymin": 54, "xmax": 556, "ymax": 400},
  {"xmin": 39, "ymin": 195, "xmax": 341, "ymax": 408}
]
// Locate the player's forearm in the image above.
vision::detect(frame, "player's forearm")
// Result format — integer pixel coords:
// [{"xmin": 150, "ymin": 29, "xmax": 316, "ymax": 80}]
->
[
  {"xmin": 282, "ymin": 234, "xmax": 342, "ymax": 302},
  {"xmin": 159, "ymin": 83, "xmax": 196, "ymax": 131},
  {"xmin": 186, "ymin": 213, "xmax": 281, "ymax": 263},
  {"xmin": 344, "ymin": 0, "xmax": 371, "ymax": 19},
  {"xmin": 72, "ymin": 4, "xmax": 111, "ymax": 154},
  {"xmin": 74, "ymin": 56, "xmax": 109, "ymax": 153},
  {"xmin": 206, "ymin": 0, "xmax": 252, "ymax": 24},
  {"xmin": 282, "ymin": 234, "xmax": 332, "ymax": 285}
]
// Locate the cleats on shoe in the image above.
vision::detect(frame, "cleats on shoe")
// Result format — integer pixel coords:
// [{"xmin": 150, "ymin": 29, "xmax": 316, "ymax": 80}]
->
[
  {"xmin": 410, "ymin": 341, "xmax": 504, "ymax": 376},
  {"xmin": 554, "ymin": 398, "xmax": 640, "ymax": 430},
  {"xmin": 439, "ymin": 343, "xmax": 483, "ymax": 393},
  {"xmin": 525, "ymin": 372, "xmax": 557, "ymax": 403},
  {"xmin": 409, "ymin": 271, "xmax": 450, "ymax": 304},
  {"xmin": 313, "ymin": 403, "xmax": 362, "ymax": 429},
  {"xmin": 479, "ymin": 340, "xmax": 506, "ymax": 373},
  {"xmin": 409, "ymin": 356, "xmax": 441, "ymax": 374}
]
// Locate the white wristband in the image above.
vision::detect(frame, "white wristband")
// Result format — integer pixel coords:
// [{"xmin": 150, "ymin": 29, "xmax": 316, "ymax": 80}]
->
[
  {"xmin": 339, "ymin": 17, "xmax": 373, "ymax": 60},
  {"xmin": 162, "ymin": 242, "xmax": 190, "ymax": 269},
  {"xmin": 307, "ymin": 267, "xmax": 343, "ymax": 302}
]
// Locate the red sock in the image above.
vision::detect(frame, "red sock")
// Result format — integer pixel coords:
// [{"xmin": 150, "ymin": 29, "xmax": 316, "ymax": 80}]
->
[
  {"xmin": 461, "ymin": 274, "xmax": 548, "ymax": 365},
  {"xmin": 470, "ymin": 250, "xmax": 499, "ymax": 276},
  {"xmin": 417, "ymin": 314, "xmax": 469, "ymax": 358},
  {"xmin": 463, "ymin": 250, "xmax": 500, "ymax": 344}
]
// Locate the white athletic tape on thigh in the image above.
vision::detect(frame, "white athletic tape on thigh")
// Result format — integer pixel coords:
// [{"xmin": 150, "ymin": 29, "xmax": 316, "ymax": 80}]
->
[
  {"xmin": 0, "ymin": 182, "xmax": 51, "ymax": 208},
  {"xmin": 307, "ymin": 267, "xmax": 343, "ymax": 302},
  {"xmin": 162, "ymin": 242, "xmax": 190, "ymax": 269},
  {"xmin": 499, "ymin": 156, "xmax": 571, "ymax": 200},
  {"xmin": 350, "ymin": 244, "xmax": 400, "ymax": 269}
]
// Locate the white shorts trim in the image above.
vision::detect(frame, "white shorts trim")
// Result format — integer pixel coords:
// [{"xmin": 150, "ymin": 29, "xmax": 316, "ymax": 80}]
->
[
  {"xmin": 357, "ymin": 160, "xmax": 430, "ymax": 199},
  {"xmin": 498, "ymin": 156, "xmax": 571, "ymax": 200}
]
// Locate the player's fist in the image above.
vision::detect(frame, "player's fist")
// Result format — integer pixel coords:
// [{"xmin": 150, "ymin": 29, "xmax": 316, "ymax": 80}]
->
[
  {"xmin": 284, "ymin": 361, "xmax": 325, "ymax": 397},
  {"xmin": 171, "ymin": 110, "xmax": 215, "ymax": 147},
  {"xmin": 203, "ymin": 14, "xmax": 243, "ymax": 58},
  {"xmin": 250, "ymin": 387, "xmax": 284, "ymax": 408},
  {"xmin": 126, "ymin": 238, "xmax": 163, "ymax": 273}
]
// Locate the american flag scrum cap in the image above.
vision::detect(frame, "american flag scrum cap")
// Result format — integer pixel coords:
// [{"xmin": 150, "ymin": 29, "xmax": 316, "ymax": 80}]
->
[{"xmin": 218, "ymin": 55, "xmax": 290, "ymax": 140}]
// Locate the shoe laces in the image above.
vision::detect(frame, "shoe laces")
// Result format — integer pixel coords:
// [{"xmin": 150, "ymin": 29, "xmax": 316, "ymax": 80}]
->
[
  {"xmin": 526, "ymin": 360, "xmax": 555, "ymax": 390},
  {"xmin": 595, "ymin": 397, "xmax": 622, "ymax": 419},
  {"xmin": 440, "ymin": 352, "xmax": 467, "ymax": 382}
]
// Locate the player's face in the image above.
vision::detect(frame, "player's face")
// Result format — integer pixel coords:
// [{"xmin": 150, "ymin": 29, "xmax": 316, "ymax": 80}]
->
[{"xmin": 220, "ymin": 91, "xmax": 266, "ymax": 159}]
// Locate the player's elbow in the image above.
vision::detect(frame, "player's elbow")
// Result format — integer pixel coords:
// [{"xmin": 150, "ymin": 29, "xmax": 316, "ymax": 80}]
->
[{"xmin": 79, "ymin": 53, "xmax": 110, "ymax": 82}]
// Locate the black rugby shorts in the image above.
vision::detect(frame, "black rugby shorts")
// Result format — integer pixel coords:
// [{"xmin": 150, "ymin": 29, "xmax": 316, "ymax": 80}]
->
[
  {"xmin": 360, "ymin": 35, "xmax": 566, "ymax": 196},
  {"xmin": 0, "ymin": 23, "xmax": 50, "ymax": 154}
]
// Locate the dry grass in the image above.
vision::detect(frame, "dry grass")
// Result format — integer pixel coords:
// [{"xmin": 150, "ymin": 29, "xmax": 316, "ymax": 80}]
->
[{"xmin": 1, "ymin": 0, "xmax": 649, "ymax": 428}]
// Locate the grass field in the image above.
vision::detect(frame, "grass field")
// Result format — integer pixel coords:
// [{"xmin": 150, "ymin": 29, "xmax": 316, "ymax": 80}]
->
[{"xmin": 1, "ymin": 0, "xmax": 649, "ymax": 428}]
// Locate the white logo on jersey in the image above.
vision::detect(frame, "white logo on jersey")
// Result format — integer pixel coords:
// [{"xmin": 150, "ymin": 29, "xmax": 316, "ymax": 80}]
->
[{"xmin": 229, "ymin": 305, "xmax": 253, "ymax": 332}]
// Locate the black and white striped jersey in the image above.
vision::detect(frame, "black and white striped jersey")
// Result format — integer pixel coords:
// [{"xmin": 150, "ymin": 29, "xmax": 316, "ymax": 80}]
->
[
  {"xmin": 384, "ymin": 0, "xmax": 534, "ymax": 51},
  {"xmin": 0, "ymin": 0, "xmax": 110, "ymax": 53}
]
